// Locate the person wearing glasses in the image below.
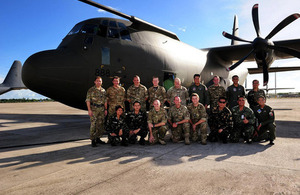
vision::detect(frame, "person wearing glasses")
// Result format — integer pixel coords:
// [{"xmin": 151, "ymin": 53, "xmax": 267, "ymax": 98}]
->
[
  {"xmin": 231, "ymin": 95, "xmax": 256, "ymax": 143},
  {"xmin": 208, "ymin": 96, "xmax": 233, "ymax": 143}
]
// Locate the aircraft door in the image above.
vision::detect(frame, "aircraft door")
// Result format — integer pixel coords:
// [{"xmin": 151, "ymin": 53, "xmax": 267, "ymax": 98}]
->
[{"xmin": 163, "ymin": 72, "xmax": 175, "ymax": 91}]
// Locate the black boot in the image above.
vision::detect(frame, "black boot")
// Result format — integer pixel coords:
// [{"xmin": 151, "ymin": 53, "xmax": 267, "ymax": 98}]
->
[
  {"xmin": 96, "ymin": 138, "xmax": 106, "ymax": 144},
  {"xmin": 269, "ymin": 140, "xmax": 274, "ymax": 145},
  {"xmin": 139, "ymin": 137, "xmax": 145, "ymax": 145},
  {"xmin": 91, "ymin": 139, "xmax": 97, "ymax": 147},
  {"xmin": 121, "ymin": 139, "xmax": 128, "ymax": 146}
]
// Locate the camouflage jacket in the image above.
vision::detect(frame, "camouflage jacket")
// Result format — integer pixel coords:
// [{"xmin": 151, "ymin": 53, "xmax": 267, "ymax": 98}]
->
[
  {"xmin": 127, "ymin": 84, "xmax": 148, "ymax": 103},
  {"xmin": 208, "ymin": 85, "xmax": 226, "ymax": 108},
  {"xmin": 168, "ymin": 105, "xmax": 190, "ymax": 123},
  {"xmin": 126, "ymin": 111, "xmax": 148, "ymax": 130},
  {"xmin": 246, "ymin": 89, "xmax": 266, "ymax": 109},
  {"xmin": 226, "ymin": 84, "xmax": 245, "ymax": 109},
  {"xmin": 106, "ymin": 85, "xmax": 126, "ymax": 106},
  {"xmin": 231, "ymin": 105, "xmax": 255, "ymax": 126},
  {"xmin": 253, "ymin": 105, "xmax": 275, "ymax": 127},
  {"xmin": 147, "ymin": 107, "xmax": 168, "ymax": 124},
  {"xmin": 148, "ymin": 85, "xmax": 167, "ymax": 107},
  {"xmin": 208, "ymin": 106, "xmax": 233, "ymax": 131},
  {"xmin": 188, "ymin": 83, "xmax": 209, "ymax": 106},
  {"xmin": 187, "ymin": 103, "xmax": 207, "ymax": 124},
  {"xmin": 167, "ymin": 86, "xmax": 189, "ymax": 106},
  {"xmin": 106, "ymin": 113, "xmax": 128, "ymax": 134},
  {"xmin": 85, "ymin": 86, "xmax": 106, "ymax": 105}
]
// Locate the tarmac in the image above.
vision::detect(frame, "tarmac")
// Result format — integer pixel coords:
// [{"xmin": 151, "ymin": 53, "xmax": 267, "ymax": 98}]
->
[{"xmin": 0, "ymin": 99, "xmax": 299, "ymax": 194}]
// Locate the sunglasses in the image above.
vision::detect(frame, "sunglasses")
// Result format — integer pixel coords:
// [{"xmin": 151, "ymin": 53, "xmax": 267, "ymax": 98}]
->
[{"xmin": 219, "ymin": 101, "xmax": 226, "ymax": 103}]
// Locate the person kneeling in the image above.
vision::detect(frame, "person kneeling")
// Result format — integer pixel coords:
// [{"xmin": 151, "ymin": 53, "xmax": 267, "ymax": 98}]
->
[{"xmin": 107, "ymin": 105, "xmax": 129, "ymax": 146}]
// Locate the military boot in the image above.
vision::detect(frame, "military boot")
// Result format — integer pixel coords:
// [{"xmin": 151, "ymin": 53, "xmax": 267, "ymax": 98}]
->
[
  {"xmin": 158, "ymin": 138, "xmax": 166, "ymax": 145},
  {"xmin": 96, "ymin": 138, "xmax": 106, "ymax": 144},
  {"xmin": 184, "ymin": 133, "xmax": 190, "ymax": 145},
  {"xmin": 91, "ymin": 139, "xmax": 97, "ymax": 147}
]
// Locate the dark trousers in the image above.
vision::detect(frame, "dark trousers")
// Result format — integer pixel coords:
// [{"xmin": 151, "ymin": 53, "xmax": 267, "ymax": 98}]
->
[
  {"xmin": 208, "ymin": 128, "xmax": 229, "ymax": 143},
  {"xmin": 128, "ymin": 128, "xmax": 147, "ymax": 143}
]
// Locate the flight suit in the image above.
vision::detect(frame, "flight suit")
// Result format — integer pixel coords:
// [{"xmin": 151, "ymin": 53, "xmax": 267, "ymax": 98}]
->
[
  {"xmin": 127, "ymin": 84, "xmax": 148, "ymax": 111},
  {"xmin": 148, "ymin": 85, "xmax": 167, "ymax": 108},
  {"xmin": 247, "ymin": 89, "xmax": 266, "ymax": 110},
  {"xmin": 106, "ymin": 85, "xmax": 126, "ymax": 115},
  {"xmin": 168, "ymin": 105, "xmax": 190, "ymax": 142},
  {"xmin": 188, "ymin": 83, "xmax": 209, "ymax": 106},
  {"xmin": 187, "ymin": 103, "xmax": 208, "ymax": 143},
  {"xmin": 226, "ymin": 84, "xmax": 245, "ymax": 109},
  {"xmin": 86, "ymin": 86, "xmax": 106, "ymax": 141},
  {"xmin": 167, "ymin": 86, "xmax": 189, "ymax": 106},
  {"xmin": 253, "ymin": 105, "xmax": 276, "ymax": 142},
  {"xmin": 208, "ymin": 106, "xmax": 233, "ymax": 143},
  {"xmin": 208, "ymin": 85, "xmax": 226, "ymax": 109},
  {"xmin": 231, "ymin": 105, "xmax": 256, "ymax": 142},
  {"xmin": 126, "ymin": 111, "xmax": 148, "ymax": 144},
  {"xmin": 147, "ymin": 107, "xmax": 168, "ymax": 144}
]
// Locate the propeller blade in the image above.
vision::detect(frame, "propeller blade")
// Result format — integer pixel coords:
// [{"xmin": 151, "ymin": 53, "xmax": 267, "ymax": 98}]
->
[
  {"xmin": 268, "ymin": 45, "xmax": 300, "ymax": 59},
  {"xmin": 252, "ymin": 4, "xmax": 261, "ymax": 37},
  {"xmin": 227, "ymin": 49, "xmax": 254, "ymax": 71},
  {"xmin": 262, "ymin": 58, "xmax": 269, "ymax": 86},
  {"xmin": 265, "ymin": 14, "xmax": 300, "ymax": 40},
  {"xmin": 222, "ymin": 31, "xmax": 252, "ymax": 43}
]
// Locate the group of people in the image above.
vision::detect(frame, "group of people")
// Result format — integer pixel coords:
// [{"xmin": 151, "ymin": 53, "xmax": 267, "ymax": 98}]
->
[{"xmin": 85, "ymin": 74, "xmax": 276, "ymax": 147}]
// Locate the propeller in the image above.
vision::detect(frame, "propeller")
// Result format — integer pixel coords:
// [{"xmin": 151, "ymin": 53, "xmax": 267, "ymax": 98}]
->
[{"xmin": 223, "ymin": 4, "xmax": 300, "ymax": 86}]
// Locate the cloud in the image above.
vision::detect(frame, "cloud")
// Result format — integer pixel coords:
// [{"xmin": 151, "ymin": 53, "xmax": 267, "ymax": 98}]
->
[
  {"xmin": 169, "ymin": 24, "xmax": 187, "ymax": 32},
  {"xmin": 97, "ymin": 6, "xmax": 119, "ymax": 14}
]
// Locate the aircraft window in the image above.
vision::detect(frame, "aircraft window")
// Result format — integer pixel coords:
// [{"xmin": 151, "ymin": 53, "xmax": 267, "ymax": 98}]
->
[
  {"xmin": 120, "ymin": 28, "xmax": 131, "ymax": 40},
  {"xmin": 97, "ymin": 25, "xmax": 107, "ymax": 37},
  {"xmin": 102, "ymin": 20, "xmax": 109, "ymax": 26},
  {"xmin": 84, "ymin": 37, "xmax": 93, "ymax": 44},
  {"xmin": 109, "ymin": 21, "xmax": 117, "ymax": 27},
  {"xmin": 108, "ymin": 28, "xmax": 120, "ymax": 39},
  {"xmin": 102, "ymin": 47, "xmax": 110, "ymax": 65},
  {"xmin": 81, "ymin": 24, "xmax": 98, "ymax": 34},
  {"xmin": 67, "ymin": 23, "xmax": 84, "ymax": 35},
  {"xmin": 117, "ymin": 22, "xmax": 127, "ymax": 29}
]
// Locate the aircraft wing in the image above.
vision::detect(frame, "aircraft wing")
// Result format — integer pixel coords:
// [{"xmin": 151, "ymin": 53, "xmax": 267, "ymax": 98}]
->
[{"xmin": 203, "ymin": 38, "xmax": 300, "ymax": 63}]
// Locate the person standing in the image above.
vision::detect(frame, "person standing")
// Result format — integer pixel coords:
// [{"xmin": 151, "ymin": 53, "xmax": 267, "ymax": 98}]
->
[
  {"xmin": 148, "ymin": 76, "xmax": 167, "ymax": 109},
  {"xmin": 86, "ymin": 76, "xmax": 107, "ymax": 147},
  {"xmin": 167, "ymin": 78, "xmax": 189, "ymax": 106},
  {"xmin": 253, "ymin": 96, "xmax": 276, "ymax": 145},
  {"xmin": 187, "ymin": 93, "xmax": 208, "ymax": 145},
  {"xmin": 247, "ymin": 79, "xmax": 266, "ymax": 110},
  {"xmin": 208, "ymin": 75, "xmax": 226, "ymax": 109},
  {"xmin": 188, "ymin": 74, "xmax": 209, "ymax": 109},
  {"xmin": 226, "ymin": 75, "xmax": 245, "ymax": 109},
  {"xmin": 106, "ymin": 76, "xmax": 126, "ymax": 116},
  {"xmin": 127, "ymin": 75, "xmax": 148, "ymax": 111}
]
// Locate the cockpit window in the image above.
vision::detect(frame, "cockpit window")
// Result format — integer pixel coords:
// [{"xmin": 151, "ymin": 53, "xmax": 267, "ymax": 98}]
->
[
  {"xmin": 102, "ymin": 20, "xmax": 109, "ymax": 26},
  {"xmin": 109, "ymin": 21, "xmax": 117, "ymax": 28},
  {"xmin": 81, "ymin": 24, "xmax": 98, "ymax": 34},
  {"xmin": 67, "ymin": 23, "xmax": 84, "ymax": 36}
]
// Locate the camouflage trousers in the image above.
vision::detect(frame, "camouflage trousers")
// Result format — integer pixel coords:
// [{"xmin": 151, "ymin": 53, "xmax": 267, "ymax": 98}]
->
[
  {"xmin": 253, "ymin": 123, "xmax": 276, "ymax": 142},
  {"xmin": 151, "ymin": 126, "xmax": 167, "ymax": 143},
  {"xmin": 89, "ymin": 107, "xmax": 105, "ymax": 140},
  {"xmin": 171, "ymin": 123, "xmax": 190, "ymax": 142},
  {"xmin": 191, "ymin": 122, "xmax": 208, "ymax": 143},
  {"xmin": 230, "ymin": 124, "xmax": 254, "ymax": 142}
]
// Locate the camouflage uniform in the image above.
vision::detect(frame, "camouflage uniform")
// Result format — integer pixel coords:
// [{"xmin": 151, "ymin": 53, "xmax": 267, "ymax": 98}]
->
[
  {"xmin": 246, "ymin": 89, "xmax": 266, "ymax": 110},
  {"xmin": 226, "ymin": 84, "xmax": 245, "ymax": 109},
  {"xmin": 127, "ymin": 84, "xmax": 148, "ymax": 111},
  {"xmin": 147, "ymin": 107, "xmax": 168, "ymax": 144},
  {"xmin": 208, "ymin": 106, "xmax": 233, "ymax": 143},
  {"xmin": 167, "ymin": 86, "xmax": 189, "ymax": 106},
  {"xmin": 188, "ymin": 83, "xmax": 209, "ymax": 106},
  {"xmin": 168, "ymin": 105, "xmax": 190, "ymax": 142},
  {"xmin": 106, "ymin": 113, "xmax": 129, "ymax": 145},
  {"xmin": 86, "ymin": 86, "xmax": 106, "ymax": 140},
  {"xmin": 106, "ymin": 86, "xmax": 126, "ymax": 115},
  {"xmin": 231, "ymin": 105, "xmax": 256, "ymax": 142},
  {"xmin": 187, "ymin": 103, "xmax": 208, "ymax": 143},
  {"xmin": 208, "ymin": 85, "xmax": 226, "ymax": 109},
  {"xmin": 126, "ymin": 111, "xmax": 148, "ymax": 144},
  {"xmin": 253, "ymin": 105, "xmax": 276, "ymax": 142},
  {"xmin": 148, "ymin": 85, "xmax": 167, "ymax": 108}
]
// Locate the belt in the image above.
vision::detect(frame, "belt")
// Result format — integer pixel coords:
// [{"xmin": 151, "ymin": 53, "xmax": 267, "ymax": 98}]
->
[{"xmin": 91, "ymin": 103, "xmax": 104, "ymax": 108}]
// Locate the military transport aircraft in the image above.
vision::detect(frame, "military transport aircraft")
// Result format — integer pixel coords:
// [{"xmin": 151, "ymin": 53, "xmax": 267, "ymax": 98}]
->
[{"xmin": 1, "ymin": 0, "xmax": 300, "ymax": 110}]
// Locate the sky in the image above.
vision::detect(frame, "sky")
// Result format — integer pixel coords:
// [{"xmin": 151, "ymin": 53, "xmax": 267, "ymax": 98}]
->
[{"xmin": 1, "ymin": 0, "xmax": 300, "ymax": 99}]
